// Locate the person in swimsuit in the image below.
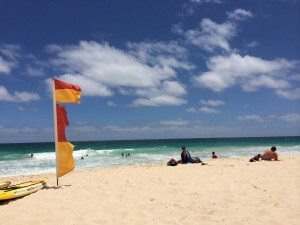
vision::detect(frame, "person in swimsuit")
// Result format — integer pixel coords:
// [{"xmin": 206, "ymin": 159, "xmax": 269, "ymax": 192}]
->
[
  {"xmin": 212, "ymin": 151, "xmax": 217, "ymax": 159},
  {"xmin": 249, "ymin": 146, "xmax": 278, "ymax": 162}
]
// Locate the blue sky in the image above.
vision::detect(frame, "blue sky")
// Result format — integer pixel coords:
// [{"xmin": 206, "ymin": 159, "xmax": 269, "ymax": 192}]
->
[{"xmin": 0, "ymin": 0, "xmax": 299, "ymax": 143}]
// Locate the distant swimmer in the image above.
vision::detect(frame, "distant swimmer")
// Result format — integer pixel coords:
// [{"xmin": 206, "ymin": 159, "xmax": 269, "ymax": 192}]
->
[
  {"xmin": 30, "ymin": 154, "xmax": 34, "ymax": 158},
  {"xmin": 81, "ymin": 156, "xmax": 84, "ymax": 160},
  {"xmin": 121, "ymin": 152, "xmax": 124, "ymax": 157}
]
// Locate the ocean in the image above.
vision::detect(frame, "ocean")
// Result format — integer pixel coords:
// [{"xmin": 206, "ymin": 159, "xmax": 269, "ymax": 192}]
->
[{"xmin": 0, "ymin": 136, "xmax": 299, "ymax": 177}]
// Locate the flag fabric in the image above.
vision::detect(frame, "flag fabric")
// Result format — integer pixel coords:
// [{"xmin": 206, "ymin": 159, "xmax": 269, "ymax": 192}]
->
[
  {"xmin": 56, "ymin": 104, "xmax": 69, "ymax": 142},
  {"xmin": 54, "ymin": 78, "xmax": 81, "ymax": 104},
  {"xmin": 53, "ymin": 78, "xmax": 81, "ymax": 181},
  {"xmin": 57, "ymin": 142, "xmax": 75, "ymax": 177},
  {"xmin": 56, "ymin": 104, "xmax": 74, "ymax": 178}
]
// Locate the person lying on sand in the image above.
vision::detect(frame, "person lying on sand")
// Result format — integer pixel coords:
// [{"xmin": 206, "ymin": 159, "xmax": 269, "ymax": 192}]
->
[{"xmin": 249, "ymin": 146, "xmax": 279, "ymax": 162}]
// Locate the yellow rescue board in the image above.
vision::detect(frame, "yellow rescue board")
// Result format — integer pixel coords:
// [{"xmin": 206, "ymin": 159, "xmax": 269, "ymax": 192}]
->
[
  {"xmin": 0, "ymin": 179, "xmax": 47, "ymax": 200},
  {"xmin": 0, "ymin": 181, "xmax": 11, "ymax": 189}
]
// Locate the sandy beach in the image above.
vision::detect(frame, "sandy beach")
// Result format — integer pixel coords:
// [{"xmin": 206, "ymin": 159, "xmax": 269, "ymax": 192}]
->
[{"xmin": 1, "ymin": 155, "xmax": 300, "ymax": 225}]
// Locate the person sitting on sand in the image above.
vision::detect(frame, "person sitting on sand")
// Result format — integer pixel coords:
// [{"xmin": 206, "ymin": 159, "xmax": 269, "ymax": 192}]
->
[
  {"xmin": 249, "ymin": 146, "xmax": 279, "ymax": 162},
  {"xmin": 167, "ymin": 146, "xmax": 206, "ymax": 166},
  {"xmin": 212, "ymin": 151, "xmax": 217, "ymax": 159},
  {"xmin": 176, "ymin": 146, "xmax": 191, "ymax": 163},
  {"xmin": 177, "ymin": 146, "xmax": 204, "ymax": 164}
]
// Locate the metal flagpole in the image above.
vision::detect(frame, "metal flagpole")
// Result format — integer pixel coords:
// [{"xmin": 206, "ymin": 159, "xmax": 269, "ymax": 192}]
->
[{"xmin": 52, "ymin": 77, "xmax": 59, "ymax": 186}]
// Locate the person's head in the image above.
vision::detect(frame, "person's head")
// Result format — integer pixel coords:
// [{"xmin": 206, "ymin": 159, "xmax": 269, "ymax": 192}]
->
[
  {"xmin": 212, "ymin": 151, "xmax": 215, "ymax": 155},
  {"xmin": 182, "ymin": 146, "xmax": 186, "ymax": 151},
  {"xmin": 271, "ymin": 146, "xmax": 276, "ymax": 152}
]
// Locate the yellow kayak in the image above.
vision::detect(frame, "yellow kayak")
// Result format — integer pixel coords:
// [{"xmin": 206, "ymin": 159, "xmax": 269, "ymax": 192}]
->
[
  {"xmin": 0, "ymin": 181, "xmax": 11, "ymax": 189},
  {"xmin": 0, "ymin": 179, "xmax": 47, "ymax": 201}
]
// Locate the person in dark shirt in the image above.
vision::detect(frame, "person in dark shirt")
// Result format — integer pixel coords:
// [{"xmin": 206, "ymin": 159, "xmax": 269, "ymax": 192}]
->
[{"xmin": 180, "ymin": 146, "xmax": 191, "ymax": 163}]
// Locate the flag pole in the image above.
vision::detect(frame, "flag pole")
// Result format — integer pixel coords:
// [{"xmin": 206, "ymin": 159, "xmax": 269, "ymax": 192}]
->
[{"xmin": 52, "ymin": 77, "xmax": 59, "ymax": 186}]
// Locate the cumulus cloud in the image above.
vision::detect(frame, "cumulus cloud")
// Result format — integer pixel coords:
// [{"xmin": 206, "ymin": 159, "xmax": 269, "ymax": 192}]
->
[
  {"xmin": 184, "ymin": 18, "xmax": 236, "ymax": 52},
  {"xmin": 0, "ymin": 86, "xmax": 40, "ymax": 102},
  {"xmin": 199, "ymin": 106, "xmax": 220, "ymax": 113},
  {"xmin": 178, "ymin": 9, "xmax": 253, "ymax": 53},
  {"xmin": 132, "ymin": 80, "xmax": 187, "ymax": 106},
  {"xmin": 200, "ymin": 99, "xmax": 225, "ymax": 106},
  {"xmin": 193, "ymin": 54, "xmax": 297, "ymax": 92},
  {"xmin": 46, "ymin": 41, "xmax": 190, "ymax": 106}
]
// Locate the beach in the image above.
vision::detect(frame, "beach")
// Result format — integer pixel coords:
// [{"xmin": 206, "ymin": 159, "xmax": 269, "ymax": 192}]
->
[{"xmin": 1, "ymin": 155, "xmax": 300, "ymax": 225}]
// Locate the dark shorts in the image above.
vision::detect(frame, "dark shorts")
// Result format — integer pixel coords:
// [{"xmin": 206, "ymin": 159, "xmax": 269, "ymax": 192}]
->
[{"xmin": 253, "ymin": 154, "xmax": 260, "ymax": 161}]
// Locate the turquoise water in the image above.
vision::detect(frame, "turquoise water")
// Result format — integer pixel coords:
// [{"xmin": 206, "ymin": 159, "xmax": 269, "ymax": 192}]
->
[{"xmin": 0, "ymin": 136, "xmax": 299, "ymax": 177}]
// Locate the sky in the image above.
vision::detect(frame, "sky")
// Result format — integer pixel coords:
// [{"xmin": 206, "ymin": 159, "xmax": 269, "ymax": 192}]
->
[{"xmin": 0, "ymin": 0, "xmax": 299, "ymax": 143}]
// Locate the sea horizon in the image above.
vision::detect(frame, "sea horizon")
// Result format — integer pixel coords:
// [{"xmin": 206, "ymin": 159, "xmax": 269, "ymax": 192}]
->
[{"xmin": 1, "ymin": 134, "xmax": 299, "ymax": 145}]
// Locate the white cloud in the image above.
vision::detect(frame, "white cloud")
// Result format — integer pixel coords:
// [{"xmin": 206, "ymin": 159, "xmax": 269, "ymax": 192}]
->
[
  {"xmin": 184, "ymin": 18, "xmax": 236, "ymax": 52},
  {"xmin": 276, "ymin": 88, "xmax": 300, "ymax": 100},
  {"xmin": 236, "ymin": 115, "xmax": 264, "ymax": 122},
  {"xmin": 0, "ymin": 44, "xmax": 21, "ymax": 60},
  {"xmin": 0, "ymin": 57, "xmax": 14, "ymax": 74},
  {"xmin": 186, "ymin": 107, "xmax": 198, "ymax": 113},
  {"xmin": 199, "ymin": 106, "xmax": 220, "ymax": 113},
  {"xmin": 17, "ymin": 106, "xmax": 38, "ymax": 112},
  {"xmin": 242, "ymin": 75, "xmax": 290, "ymax": 92},
  {"xmin": 0, "ymin": 44, "xmax": 21, "ymax": 74},
  {"xmin": 180, "ymin": 9, "xmax": 253, "ymax": 53},
  {"xmin": 246, "ymin": 41, "xmax": 258, "ymax": 48},
  {"xmin": 227, "ymin": 9, "xmax": 253, "ymax": 21},
  {"xmin": 193, "ymin": 53, "xmax": 297, "ymax": 92},
  {"xmin": 277, "ymin": 113, "xmax": 300, "ymax": 122},
  {"xmin": 46, "ymin": 41, "xmax": 189, "ymax": 106},
  {"xmin": 0, "ymin": 86, "xmax": 40, "ymax": 102},
  {"xmin": 186, "ymin": 106, "xmax": 220, "ymax": 113},
  {"xmin": 159, "ymin": 119, "xmax": 189, "ymax": 126},
  {"xmin": 132, "ymin": 80, "xmax": 187, "ymax": 106},
  {"xmin": 133, "ymin": 95, "xmax": 186, "ymax": 107},
  {"xmin": 200, "ymin": 99, "xmax": 225, "ymax": 106},
  {"xmin": 107, "ymin": 101, "xmax": 117, "ymax": 107}
]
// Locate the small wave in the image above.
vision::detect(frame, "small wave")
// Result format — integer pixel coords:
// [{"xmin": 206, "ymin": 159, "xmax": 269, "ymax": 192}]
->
[{"xmin": 33, "ymin": 152, "xmax": 56, "ymax": 160}]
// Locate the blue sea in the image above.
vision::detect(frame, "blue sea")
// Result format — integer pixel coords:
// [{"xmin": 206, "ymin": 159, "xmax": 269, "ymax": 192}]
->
[{"xmin": 0, "ymin": 136, "xmax": 299, "ymax": 177}]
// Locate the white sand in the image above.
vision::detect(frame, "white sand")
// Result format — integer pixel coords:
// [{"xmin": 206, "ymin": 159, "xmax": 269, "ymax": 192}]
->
[{"xmin": 1, "ymin": 155, "xmax": 300, "ymax": 225}]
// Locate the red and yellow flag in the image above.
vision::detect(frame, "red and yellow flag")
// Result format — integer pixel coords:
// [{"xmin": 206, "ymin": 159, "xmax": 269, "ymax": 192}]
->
[
  {"xmin": 54, "ymin": 78, "xmax": 81, "ymax": 104},
  {"xmin": 56, "ymin": 104, "xmax": 74, "ymax": 177}
]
